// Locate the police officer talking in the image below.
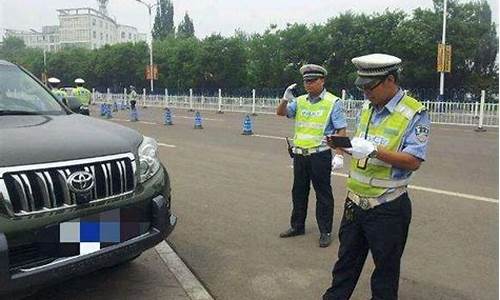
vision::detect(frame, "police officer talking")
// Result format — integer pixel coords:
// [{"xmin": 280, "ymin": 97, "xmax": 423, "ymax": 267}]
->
[
  {"xmin": 128, "ymin": 85, "xmax": 138, "ymax": 110},
  {"xmin": 73, "ymin": 78, "xmax": 92, "ymax": 106},
  {"xmin": 47, "ymin": 77, "xmax": 67, "ymax": 101},
  {"xmin": 323, "ymin": 54, "xmax": 431, "ymax": 299},
  {"xmin": 277, "ymin": 64, "xmax": 347, "ymax": 248}
]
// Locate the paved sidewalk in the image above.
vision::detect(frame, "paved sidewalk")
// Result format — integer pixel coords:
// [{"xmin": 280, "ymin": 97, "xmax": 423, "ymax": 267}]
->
[{"xmin": 26, "ymin": 241, "xmax": 210, "ymax": 300}]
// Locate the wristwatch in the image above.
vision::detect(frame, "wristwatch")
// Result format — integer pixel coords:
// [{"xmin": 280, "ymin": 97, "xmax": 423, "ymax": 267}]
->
[{"xmin": 368, "ymin": 148, "xmax": 378, "ymax": 158}]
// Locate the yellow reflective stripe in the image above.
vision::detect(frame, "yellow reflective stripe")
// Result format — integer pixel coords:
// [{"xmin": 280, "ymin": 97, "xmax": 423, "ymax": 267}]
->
[
  {"xmin": 350, "ymin": 171, "xmax": 411, "ymax": 188},
  {"xmin": 367, "ymin": 158, "xmax": 392, "ymax": 168},
  {"xmin": 295, "ymin": 121, "xmax": 326, "ymax": 129},
  {"xmin": 395, "ymin": 104, "xmax": 415, "ymax": 120},
  {"xmin": 295, "ymin": 133, "xmax": 320, "ymax": 140}
]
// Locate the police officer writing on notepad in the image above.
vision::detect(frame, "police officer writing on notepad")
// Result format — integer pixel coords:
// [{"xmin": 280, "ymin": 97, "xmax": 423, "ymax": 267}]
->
[
  {"xmin": 277, "ymin": 64, "xmax": 347, "ymax": 248},
  {"xmin": 323, "ymin": 54, "xmax": 430, "ymax": 299}
]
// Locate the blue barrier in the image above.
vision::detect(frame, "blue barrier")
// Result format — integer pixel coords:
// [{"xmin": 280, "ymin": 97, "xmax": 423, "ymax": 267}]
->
[
  {"xmin": 105, "ymin": 104, "xmax": 113, "ymax": 119},
  {"xmin": 100, "ymin": 103, "xmax": 106, "ymax": 116},
  {"xmin": 164, "ymin": 108, "xmax": 173, "ymax": 125},
  {"xmin": 194, "ymin": 111, "xmax": 203, "ymax": 129},
  {"xmin": 242, "ymin": 114, "xmax": 253, "ymax": 135}
]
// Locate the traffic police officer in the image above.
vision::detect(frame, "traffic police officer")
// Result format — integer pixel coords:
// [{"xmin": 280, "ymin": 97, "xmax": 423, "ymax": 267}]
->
[
  {"xmin": 128, "ymin": 85, "xmax": 138, "ymax": 110},
  {"xmin": 277, "ymin": 64, "xmax": 347, "ymax": 248},
  {"xmin": 47, "ymin": 77, "xmax": 67, "ymax": 101},
  {"xmin": 323, "ymin": 54, "xmax": 431, "ymax": 299},
  {"xmin": 73, "ymin": 78, "xmax": 92, "ymax": 106}
]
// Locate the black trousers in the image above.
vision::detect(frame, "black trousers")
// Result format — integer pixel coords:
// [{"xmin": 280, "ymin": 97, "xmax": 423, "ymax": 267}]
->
[
  {"xmin": 323, "ymin": 193, "xmax": 412, "ymax": 300},
  {"xmin": 291, "ymin": 150, "xmax": 334, "ymax": 234}
]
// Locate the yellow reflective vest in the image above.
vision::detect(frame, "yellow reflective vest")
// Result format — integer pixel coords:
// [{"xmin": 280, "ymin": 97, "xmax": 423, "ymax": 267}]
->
[
  {"xmin": 73, "ymin": 87, "xmax": 92, "ymax": 105},
  {"xmin": 293, "ymin": 92, "xmax": 338, "ymax": 149},
  {"xmin": 51, "ymin": 88, "xmax": 67, "ymax": 100},
  {"xmin": 347, "ymin": 95, "xmax": 426, "ymax": 198}
]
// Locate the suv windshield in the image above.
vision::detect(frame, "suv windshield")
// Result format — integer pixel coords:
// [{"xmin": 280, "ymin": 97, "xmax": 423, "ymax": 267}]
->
[{"xmin": 0, "ymin": 63, "xmax": 65, "ymax": 115}]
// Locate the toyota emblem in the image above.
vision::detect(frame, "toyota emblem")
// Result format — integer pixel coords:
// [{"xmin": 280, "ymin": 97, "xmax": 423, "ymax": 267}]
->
[{"xmin": 67, "ymin": 171, "xmax": 95, "ymax": 194}]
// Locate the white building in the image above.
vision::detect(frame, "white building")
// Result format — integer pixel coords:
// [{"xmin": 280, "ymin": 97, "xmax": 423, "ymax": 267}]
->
[{"xmin": 6, "ymin": 6, "xmax": 146, "ymax": 52}]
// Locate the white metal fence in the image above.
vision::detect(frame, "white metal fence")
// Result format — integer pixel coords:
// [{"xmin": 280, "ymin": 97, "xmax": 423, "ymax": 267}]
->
[{"xmin": 93, "ymin": 88, "xmax": 498, "ymax": 128}]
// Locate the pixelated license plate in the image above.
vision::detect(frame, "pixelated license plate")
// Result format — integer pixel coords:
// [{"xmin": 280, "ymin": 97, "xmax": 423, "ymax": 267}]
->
[{"xmin": 38, "ymin": 208, "xmax": 151, "ymax": 257}]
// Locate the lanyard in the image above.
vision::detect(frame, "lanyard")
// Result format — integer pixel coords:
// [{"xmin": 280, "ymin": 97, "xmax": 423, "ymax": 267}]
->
[{"xmin": 364, "ymin": 107, "xmax": 375, "ymax": 139}]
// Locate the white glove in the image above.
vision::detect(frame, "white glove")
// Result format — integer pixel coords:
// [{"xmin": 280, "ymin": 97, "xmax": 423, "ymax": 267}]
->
[
  {"xmin": 282, "ymin": 83, "xmax": 297, "ymax": 101},
  {"xmin": 331, "ymin": 154, "xmax": 344, "ymax": 170},
  {"xmin": 350, "ymin": 137, "xmax": 376, "ymax": 159}
]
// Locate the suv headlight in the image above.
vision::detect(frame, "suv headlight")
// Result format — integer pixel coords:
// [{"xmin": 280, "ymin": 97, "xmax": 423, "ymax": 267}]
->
[{"xmin": 138, "ymin": 136, "xmax": 161, "ymax": 183}]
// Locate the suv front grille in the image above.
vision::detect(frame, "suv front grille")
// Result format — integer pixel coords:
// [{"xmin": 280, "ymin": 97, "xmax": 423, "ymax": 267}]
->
[{"xmin": 0, "ymin": 153, "xmax": 136, "ymax": 216}]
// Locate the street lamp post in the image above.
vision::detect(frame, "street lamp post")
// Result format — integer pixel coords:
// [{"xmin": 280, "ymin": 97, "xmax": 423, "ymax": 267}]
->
[
  {"xmin": 135, "ymin": 0, "xmax": 158, "ymax": 92},
  {"xmin": 43, "ymin": 48, "xmax": 48, "ymax": 85},
  {"xmin": 439, "ymin": 0, "xmax": 447, "ymax": 101}
]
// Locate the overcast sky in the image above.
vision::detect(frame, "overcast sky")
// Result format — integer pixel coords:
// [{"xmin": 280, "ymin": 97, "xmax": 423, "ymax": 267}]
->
[{"xmin": 0, "ymin": 0, "xmax": 498, "ymax": 40}]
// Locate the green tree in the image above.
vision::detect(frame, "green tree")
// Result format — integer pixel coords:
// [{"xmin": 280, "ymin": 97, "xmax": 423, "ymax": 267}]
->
[
  {"xmin": 92, "ymin": 42, "xmax": 149, "ymax": 90},
  {"xmin": 2, "ymin": 0, "xmax": 497, "ymax": 97},
  {"xmin": 46, "ymin": 47, "xmax": 94, "ymax": 87},
  {"xmin": 0, "ymin": 36, "xmax": 26, "ymax": 61},
  {"xmin": 153, "ymin": 36, "xmax": 202, "ymax": 92},
  {"xmin": 177, "ymin": 12, "xmax": 195, "ymax": 38},
  {"xmin": 247, "ymin": 25, "xmax": 284, "ymax": 89},
  {"xmin": 196, "ymin": 34, "xmax": 248, "ymax": 90},
  {"xmin": 152, "ymin": 0, "xmax": 175, "ymax": 40}
]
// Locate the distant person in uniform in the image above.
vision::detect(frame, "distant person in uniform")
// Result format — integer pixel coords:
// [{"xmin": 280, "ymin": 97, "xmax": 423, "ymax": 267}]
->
[
  {"xmin": 323, "ymin": 54, "xmax": 431, "ymax": 300},
  {"xmin": 47, "ymin": 77, "xmax": 67, "ymax": 101},
  {"xmin": 73, "ymin": 78, "xmax": 92, "ymax": 106},
  {"xmin": 277, "ymin": 64, "xmax": 347, "ymax": 248},
  {"xmin": 128, "ymin": 85, "xmax": 138, "ymax": 110}
]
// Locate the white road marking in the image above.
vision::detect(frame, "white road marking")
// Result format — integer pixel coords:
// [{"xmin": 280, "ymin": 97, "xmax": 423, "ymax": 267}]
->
[
  {"xmin": 155, "ymin": 241, "xmax": 214, "ymax": 300},
  {"xmin": 109, "ymin": 118, "xmax": 157, "ymax": 125},
  {"xmin": 287, "ymin": 169, "xmax": 498, "ymax": 204},
  {"xmin": 330, "ymin": 171, "xmax": 498, "ymax": 204},
  {"xmin": 175, "ymin": 115, "xmax": 223, "ymax": 121},
  {"xmin": 253, "ymin": 134, "xmax": 287, "ymax": 140},
  {"xmin": 158, "ymin": 143, "xmax": 176, "ymax": 148},
  {"xmin": 105, "ymin": 122, "xmax": 499, "ymax": 204},
  {"xmin": 405, "ymin": 185, "xmax": 498, "ymax": 203},
  {"xmin": 110, "ymin": 116, "xmax": 222, "ymax": 124}
]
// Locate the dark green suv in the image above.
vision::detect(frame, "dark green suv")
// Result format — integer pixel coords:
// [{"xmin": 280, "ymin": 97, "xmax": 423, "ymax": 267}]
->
[{"xmin": 0, "ymin": 60, "xmax": 176, "ymax": 295}]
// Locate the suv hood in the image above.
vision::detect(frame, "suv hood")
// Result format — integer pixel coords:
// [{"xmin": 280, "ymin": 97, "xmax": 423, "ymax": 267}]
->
[{"xmin": 0, "ymin": 114, "xmax": 143, "ymax": 167}]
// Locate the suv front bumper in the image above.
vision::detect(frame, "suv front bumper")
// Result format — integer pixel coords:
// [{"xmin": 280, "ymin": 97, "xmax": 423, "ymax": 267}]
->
[{"xmin": 0, "ymin": 195, "xmax": 176, "ymax": 295}]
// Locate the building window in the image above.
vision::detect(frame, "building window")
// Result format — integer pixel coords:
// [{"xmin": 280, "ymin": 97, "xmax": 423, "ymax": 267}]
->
[
  {"xmin": 128, "ymin": 33, "xmax": 132, "ymax": 39},
  {"xmin": 93, "ymin": 31, "xmax": 96, "ymax": 38},
  {"xmin": 92, "ymin": 18, "xmax": 96, "ymax": 26},
  {"xmin": 100, "ymin": 33, "xmax": 103, "ymax": 40},
  {"xmin": 121, "ymin": 32, "xmax": 125, "ymax": 39}
]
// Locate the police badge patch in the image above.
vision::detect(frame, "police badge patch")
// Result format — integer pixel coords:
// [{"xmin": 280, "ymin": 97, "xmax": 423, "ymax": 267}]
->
[{"xmin": 415, "ymin": 125, "xmax": 430, "ymax": 143}]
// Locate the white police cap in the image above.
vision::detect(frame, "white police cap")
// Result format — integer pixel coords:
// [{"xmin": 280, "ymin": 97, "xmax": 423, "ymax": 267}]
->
[
  {"xmin": 74, "ymin": 78, "xmax": 85, "ymax": 84},
  {"xmin": 352, "ymin": 53, "xmax": 401, "ymax": 77},
  {"xmin": 299, "ymin": 64, "xmax": 327, "ymax": 80},
  {"xmin": 48, "ymin": 77, "xmax": 60, "ymax": 84},
  {"xmin": 351, "ymin": 53, "xmax": 402, "ymax": 87}
]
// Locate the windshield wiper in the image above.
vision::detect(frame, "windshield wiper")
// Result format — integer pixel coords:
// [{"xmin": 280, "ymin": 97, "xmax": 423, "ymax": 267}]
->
[{"xmin": 0, "ymin": 110, "xmax": 42, "ymax": 116}]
